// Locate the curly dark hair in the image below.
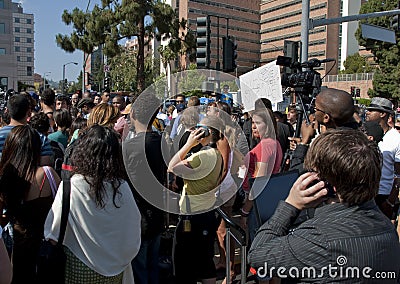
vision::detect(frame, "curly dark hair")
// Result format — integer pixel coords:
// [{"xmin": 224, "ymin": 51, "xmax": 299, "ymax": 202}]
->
[
  {"xmin": 70, "ymin": 125, "xmax": 126, "ymax": 208},
  {"xmin": 29, "ymin": 112, "xmax": 50, "ymax": 134}
]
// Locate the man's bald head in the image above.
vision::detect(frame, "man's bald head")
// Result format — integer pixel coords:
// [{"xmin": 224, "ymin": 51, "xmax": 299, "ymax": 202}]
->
[{"xmin": 317, "ymin": 88, "xmax": 354, "ymax": 127}]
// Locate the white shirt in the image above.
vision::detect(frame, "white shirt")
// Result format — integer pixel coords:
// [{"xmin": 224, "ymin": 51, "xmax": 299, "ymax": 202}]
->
[
  {"xmin": 378, "ymin": 128, "xmax": 400, "ymax": 195},
  {"xmin": 44, "ymin": 175, "xmax": 141, "ymax": 283}
]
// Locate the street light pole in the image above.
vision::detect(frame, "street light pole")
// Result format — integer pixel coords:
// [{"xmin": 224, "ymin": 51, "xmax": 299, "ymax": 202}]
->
[
  {"xmin": 62, "ymin": 61, "xmax": 78, "ymax": 95},
  {"xmin": 43, "ymin": 72, "xmax": 51, "ymax": 90}
]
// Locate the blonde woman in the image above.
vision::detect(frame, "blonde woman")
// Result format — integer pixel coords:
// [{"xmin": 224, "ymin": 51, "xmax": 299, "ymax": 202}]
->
[{"xmin": 87, "ymin": 103, "xmax": 121, "ymax": 129}]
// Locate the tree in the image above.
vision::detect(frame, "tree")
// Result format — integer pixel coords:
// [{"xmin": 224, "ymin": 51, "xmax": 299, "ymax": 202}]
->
[
  {"xmin": 108, "ymin": 49, "xmax": 137, "ymax": 91},
  {"xmin": 341, "ymin": 53, "xmax": 375, "ymax": 74},
  {"xmin": 177, "ymin": 64, "xmax": 207, "ymax": 96},
  {"xmin": 356, "ymin": 0, "xmax": 400, "ymax": 99},
  {"xmin": 56, "ymin": 0, "xmax": 177, "ymax": 93}
]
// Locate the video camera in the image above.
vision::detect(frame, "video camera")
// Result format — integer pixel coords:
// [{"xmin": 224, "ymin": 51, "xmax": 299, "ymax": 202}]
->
[
  {"xmin": 276, "ymin": 56, "xmax": 335, "ymax": 101},
  {"xmin": 276, "ymin": 56, "xmax": 335, "ymax": 136}
]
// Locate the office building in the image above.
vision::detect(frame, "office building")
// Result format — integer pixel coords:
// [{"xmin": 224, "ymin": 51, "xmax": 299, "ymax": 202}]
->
[
  {"xmin": 260, "ymin": 0, "xmax": 342, "ymax": 76},
  {"xmin": 0, "ymin": 0, "xmax": 34, "ymax": 91},
  {"xmin": 178, "ymin": 0, "xmax": 260, "ymax": 74}
]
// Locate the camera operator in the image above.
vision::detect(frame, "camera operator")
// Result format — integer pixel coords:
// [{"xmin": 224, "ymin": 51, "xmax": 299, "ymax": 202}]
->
[
  {"xmin": 248, "ymin": 129, "xmax": 400, "ymax": 282},
  {"xmin": 289, "ymin": 88, "xmax": 357, "ymax": 172}
]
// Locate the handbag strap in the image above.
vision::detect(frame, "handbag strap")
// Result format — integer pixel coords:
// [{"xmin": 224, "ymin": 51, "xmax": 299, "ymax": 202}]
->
[
  {"xmin": 42, "ymin": 166, "xmax": 58, "ymax": 198},
  {"xmin": 57, "ymin": 176, "xmax": 71, "ymax": 246}
]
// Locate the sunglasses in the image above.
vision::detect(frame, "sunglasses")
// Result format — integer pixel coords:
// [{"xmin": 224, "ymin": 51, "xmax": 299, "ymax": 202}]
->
[
  {"xmin": 395, "ymin": 126, "xmax": 400, "ymax": 130},
  {"xmin": 310, "ymin": 105, "xmax": 329, "ymax": 116}
]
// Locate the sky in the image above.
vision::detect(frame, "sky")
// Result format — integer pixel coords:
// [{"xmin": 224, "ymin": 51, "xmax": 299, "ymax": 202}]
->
[{"xmin": 21, "ymin": 0, "xmax": 100, "ymax": 83}]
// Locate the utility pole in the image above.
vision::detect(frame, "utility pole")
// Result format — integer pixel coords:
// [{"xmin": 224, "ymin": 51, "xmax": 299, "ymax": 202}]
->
[
  {"xmin": 300, "ymin": 0, "xmax": 310, "ymax": 63},
  {"xmin": 300, "ymin": 0, "xmax": 400, "ymax": 64}
]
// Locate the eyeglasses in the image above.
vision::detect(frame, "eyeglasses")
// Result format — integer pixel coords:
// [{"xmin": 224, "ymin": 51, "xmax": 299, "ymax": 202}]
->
[{"xmin": 310, "ymin": 105, "xmax": 329, "ymax": 116}]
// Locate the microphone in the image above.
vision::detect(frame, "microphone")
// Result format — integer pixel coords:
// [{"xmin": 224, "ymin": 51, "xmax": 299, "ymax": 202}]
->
[
  {"xmin": 300, "ymin": 58, "xmax": 336, "ymax": 68},
  {"xmin": 319, "ymin": 58, "xmax": 335, "ymax": 64}
]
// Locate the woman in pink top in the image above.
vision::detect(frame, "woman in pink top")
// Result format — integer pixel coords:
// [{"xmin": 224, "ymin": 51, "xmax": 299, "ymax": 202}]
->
[{"xmin": 240, "ymin": 109, "xmax": 283, "ymax": 239}]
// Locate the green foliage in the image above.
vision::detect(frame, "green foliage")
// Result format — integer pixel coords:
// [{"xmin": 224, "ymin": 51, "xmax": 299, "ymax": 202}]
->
[
  {"xmin": 17, "ymin": 81, "xmax": 34, "ymax": 92},
  {"xmin": 220, "ymin": 81, "xmax": 239, "ymax": 92},
  {"xmin": 56, "ymin": 0, "xmax": 180, "ymax": 93},
  {"xmin": 356, "ymin": 0, "xmax": 400, "ymax": 99},
  {"xmin": 177, "ymin": 64, "xmax": 206, "ymax": 94},
  {"xmin": 66, "ymin": 72, "xmax": 82, "ymax": 94},
  {"xmin": 341, "ymin": 53, "xmax": 375, "ymax": 74},
  {"xmin": 108, "ymin": 50, "xmax": 137, "ymax": 91},
  {"xmin": 182, "ymin": 89, "xmax": 204, "ymax": 97},
  {"xmin": 356, "ymin": 98, "xmax": 371, "ymax": 106}
]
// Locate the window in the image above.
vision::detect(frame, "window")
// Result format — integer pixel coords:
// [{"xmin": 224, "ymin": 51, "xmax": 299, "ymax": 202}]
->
[
  {"xmin": 27, "ymin": 66, "xmax": 32, "ymax": 76},
  {"xmin": 17, "ymin": 56, "xmax": 20, "ymax": 61},
  {"xmin": 0, "ymin": 0, "xmax": 4, "ymax": 9},
  {"xmin": 27, "ymin": 57, "xmax": 32, "ymax": 62},
  {"xmin": 26, "ymin": 19, "xmax": 32, "ymax": 24},
  {"xmin": 26, "ymin": 28, "xmax": 31, "ymax": 34},
  {"xmin": 15, "ymin": 46, "xmax": 20, "ymax": 52},
  {"xmin": 15, "ymin": 37, "xmax": 20, "ymax": 42},
  {"xmin": 15, "ymin": 27, "xmax": 20, "ymax": 32},
  {"xmin": 26, "ymin": 47, "xmax": 31, "ymax": 52},
  {"xmin": 26, "ymin": 38, "xmax": 32, "ymax": 43},
  {"xmin": 0, "ymin": 23, "xmax": 5, "ymax": 34},
  {"xmin": 0, "ymin": 48, "xmax": 5, "ymax": 55},
  {"xmin": 14, "ymin": 18, "xmax": 20, "ymax": 23}
]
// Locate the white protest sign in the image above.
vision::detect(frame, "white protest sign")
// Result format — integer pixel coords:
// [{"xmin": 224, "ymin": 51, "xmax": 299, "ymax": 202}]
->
[{"xmin": 239, "ymin": 60, "xmax": 283, "ymax": 111}]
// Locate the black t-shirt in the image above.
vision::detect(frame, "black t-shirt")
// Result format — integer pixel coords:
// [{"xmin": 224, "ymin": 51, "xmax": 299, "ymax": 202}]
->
[{"xmin": 123, "ymin": 131, "xmax": 167, "ymax": 239}]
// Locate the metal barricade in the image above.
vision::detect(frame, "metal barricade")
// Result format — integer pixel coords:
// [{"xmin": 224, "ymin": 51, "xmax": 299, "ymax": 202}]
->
[{"xmin": 217, "ymin": 207, "xmax": 247, "ymax": 284}]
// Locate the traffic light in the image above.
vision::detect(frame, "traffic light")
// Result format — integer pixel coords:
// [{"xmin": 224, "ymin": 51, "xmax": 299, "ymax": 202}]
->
[
  {"xmin": 104, "ymin": 77, "xmax": 110, "ymax": 89},
  {"xmin": 392, "ymin": 15, "xmax": 400, "ymax": 31},
  {"xmin": 196, "ymin": 16, "xmax": 211, "ymax": 69},
  {"xmin": 223, "ymin": 37, "xmax": 237, "ymax": 72},
  {"xmin": 87, "ymin": 73, "xmax": 94, "ymax": 85},
  {"xmin": 356, "ymin": 88, "xmax": 361, "ymax": 97},
  {"xmin": 283, "ymin": 40, "xmax": 299, "ymax": 74},
  {"xmin": 350, "ymin": 86, "xmax": 356, "ymax": 96}
]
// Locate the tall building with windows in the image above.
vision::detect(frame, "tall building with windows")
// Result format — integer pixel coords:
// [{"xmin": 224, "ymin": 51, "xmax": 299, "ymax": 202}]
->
[
  {"xmin": 0, "ymin": 0, "xmax": 34, "ymax": 91},
  {"xmin": 260, "ymin": 0, "xmax": 342, "ymax": 76}
]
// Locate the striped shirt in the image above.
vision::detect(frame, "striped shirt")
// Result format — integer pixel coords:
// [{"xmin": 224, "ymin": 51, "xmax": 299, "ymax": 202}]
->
[
  {"xmin": 248, "ymin": 200, "xmax": 400, "ymax": 283},
  {"xmin": 0, "ymin": 125, "xmax": 53, "ymax": 156}
]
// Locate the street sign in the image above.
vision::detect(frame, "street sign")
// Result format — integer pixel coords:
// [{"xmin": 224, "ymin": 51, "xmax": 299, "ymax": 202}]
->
[
  {"xmin": 104, "ymin": 65, "xmax": 110, "ymax": 72},
  {"xmin": 361, "ymin": 23, "xmax": 396, "ymax": 44}
]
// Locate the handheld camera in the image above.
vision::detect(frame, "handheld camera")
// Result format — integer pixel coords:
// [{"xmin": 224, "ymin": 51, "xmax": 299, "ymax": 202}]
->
[{"xmin": 195, "ymin": 124, "xmax": 210, "ymax": 138}]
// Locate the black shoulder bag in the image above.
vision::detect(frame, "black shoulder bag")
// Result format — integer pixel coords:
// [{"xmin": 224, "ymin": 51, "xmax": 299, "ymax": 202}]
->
[{"xmin": 36, "ymin": 176, "xmax": 71, "ymax": 284}]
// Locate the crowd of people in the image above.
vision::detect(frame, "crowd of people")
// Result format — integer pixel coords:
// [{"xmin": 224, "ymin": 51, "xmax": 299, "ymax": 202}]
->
[{"xmin": 0, "ymin": 86, "xmax": 399, "ymax": 284}]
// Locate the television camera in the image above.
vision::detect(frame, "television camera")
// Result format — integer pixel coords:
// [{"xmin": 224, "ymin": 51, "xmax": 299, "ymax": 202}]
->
[{"xmin": 276, "ymin": 56, "xmax": 335, "ymax": 135}]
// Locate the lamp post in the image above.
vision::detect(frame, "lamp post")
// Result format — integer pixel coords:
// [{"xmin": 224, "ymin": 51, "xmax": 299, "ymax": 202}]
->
[
  {"xmin": 62, "ymin": 62, "xmax": 78, "ymax": 95},
  {"xmin": 43, "ymin": 72, "xmax": 51, "ymax": 90}
]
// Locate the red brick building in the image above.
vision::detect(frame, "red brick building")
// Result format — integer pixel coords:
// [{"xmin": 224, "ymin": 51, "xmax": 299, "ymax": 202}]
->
[{"xmin": 178, "ymin": 0, "xmax": 260, "ymax": 75}]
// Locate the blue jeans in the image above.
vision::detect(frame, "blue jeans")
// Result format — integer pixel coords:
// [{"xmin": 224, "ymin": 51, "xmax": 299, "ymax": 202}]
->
[{"xmin": 132, "ymin": 235, "xmax": 161, "ymax": 284}]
